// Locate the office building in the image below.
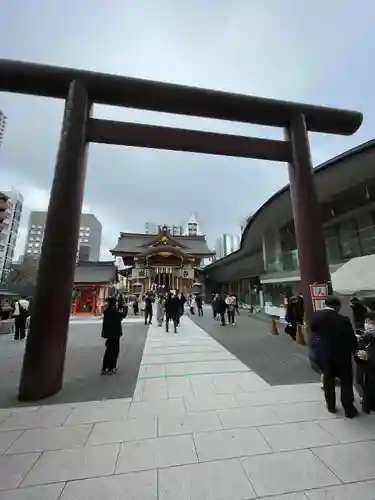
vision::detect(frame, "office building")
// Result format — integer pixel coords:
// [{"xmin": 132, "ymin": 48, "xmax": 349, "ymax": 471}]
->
[
  {"xmin": 215, "ymin": 233, "xmax": 241, "ymax": 260},
  {"xmin": 145, "ymin": 222, "xmax": 158, "ymax": 234},
  {"xmin": 0, "ymin": 188, "xmax": 23, "ymax": 283},
  {"xmin": 24, "ymin": 211, "xmax": 102, "ymax": 262},
  {"xmin": 145, "ymin": 222, "xmax": 184, "ymax": 236},
  {"xmin": 0, "ymin": 110, "xmax": 6, "ymax": 149},
  {"xmin": 206, "ymin": 139, "xmax": 375, "ymax": 314},
  {"xmin": 185, "ymin": 213, "xmax": 203, "ymax": 236}
]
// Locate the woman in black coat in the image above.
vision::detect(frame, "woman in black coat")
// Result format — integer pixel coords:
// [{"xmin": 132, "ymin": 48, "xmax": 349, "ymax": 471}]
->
[{"xmin": 101, "ymin": 297, "xmax": 125, "ymax": 375}]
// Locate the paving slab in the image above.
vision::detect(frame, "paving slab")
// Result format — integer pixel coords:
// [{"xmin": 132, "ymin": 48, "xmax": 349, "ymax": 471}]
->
[
  {"xmin": 191, "ymin": 309, "xmax": 319, "ymax": 385},
  {"xmin": 0, "ymin": 314, "xmax": 373, "ymax": 498},
  {"xmin": 0, "ymin": 321, "xmax": 148, "ymax": 408}
]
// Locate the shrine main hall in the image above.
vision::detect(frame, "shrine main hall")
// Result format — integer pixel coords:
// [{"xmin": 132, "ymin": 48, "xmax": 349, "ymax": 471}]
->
[{"xmin": 111, "ymin": 225, "xmax": 214, "ymax": 294}]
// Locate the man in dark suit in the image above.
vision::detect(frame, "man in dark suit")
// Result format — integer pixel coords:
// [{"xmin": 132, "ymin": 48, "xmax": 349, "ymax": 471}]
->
[{"xmin": 310, "ymin": 296, "xmax": 358, "ymax": 418}]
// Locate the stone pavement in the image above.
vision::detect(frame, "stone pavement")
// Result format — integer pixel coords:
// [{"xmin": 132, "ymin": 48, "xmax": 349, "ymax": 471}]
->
[
  {"xmin": 0, "ymin": 317, "xmax": 148, "ymax": 408},
  {"xmin": 190, "ymin": 309, "xmax": 319, "ymax": 386},
  {"xmin": 0, "ymin": 316, "xmax": 375, "ymax": 499}
]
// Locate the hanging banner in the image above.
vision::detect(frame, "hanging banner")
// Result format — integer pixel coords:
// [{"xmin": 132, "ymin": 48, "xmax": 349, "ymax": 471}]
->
[
  {"xmin": 309, "ymin": 283, "xmax": 329, "ymax": 311},
  {"xmin": 131, "ymin": 268, "xmax": 149, "ymax": 279},
  {"xmin": 180, "ymin": 269, "xmax": 194, "ymax": 279}
]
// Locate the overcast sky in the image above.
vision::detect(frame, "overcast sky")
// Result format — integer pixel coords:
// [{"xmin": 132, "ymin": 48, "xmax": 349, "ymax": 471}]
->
[{"xmin": 1, "ymin": 0, "xmax": 374, "ymax": 259}]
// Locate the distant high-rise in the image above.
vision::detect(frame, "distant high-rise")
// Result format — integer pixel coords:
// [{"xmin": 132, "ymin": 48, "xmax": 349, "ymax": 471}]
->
[
  {"xmin": 0, "ymin": 110, "xmax": 6, "ymax": 149},
  {"xmin": 185, "ymin": 213, "xmax": 203, "ymax": 236},
  {"xmin": 215, "ymin": 233, "xmax": 241, "ymax": 260},
  {"xmin": 159, "ymin": 224, "xmax": 184, "ymax": 236},
  {"xmin": 145, "ymin": 222, "xmax": 158, "ymax": 234},
  {"xmin": 145, "ymin": 221, "xmax": 184, "ymax": 236},
  {"xmin": 0, "ymin": 188, "xmax": 23, "ymax": 283},
  {"xmin": 24, "ymin": 211, "xmax": 102, "ymax": 262}
]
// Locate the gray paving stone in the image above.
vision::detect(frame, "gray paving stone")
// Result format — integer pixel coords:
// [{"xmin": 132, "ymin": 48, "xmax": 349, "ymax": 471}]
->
[
  {"xmin": 258, "ymin": 421, "xmax": 338, "ymax": 452},
  {"xmin": 261, "ymin": 494, "xmax": 308, "ymax": 500},
  {"xmin": 185, "ymin": 394, "xmax": 239, "ymax": 413},
  {"xmin": 241, "ymin": 449, "xmax": 340, "ymax": 497},
  {"xmin": 194, "ymin": 427, "xmax": 271, "ymax": 462},
  {"xmin": 0, "ymin": 407, "xmax": 73, "ymax": 431},
  {"xmin": 190, "ymin": 313, "xmax": 319, "ymax": 385},
  {"xmin": 217, "ymin": 406, "xmax": 281, "ymax": 429},
  {"xmin": 158, "ymin": 411, "xmax": 222, "ymax": 437},
  {"xmin": 0, "ymin": 483, "xmax": 65, "ymax": 500},
  {"xmin": 115, "ymin": 434, "xmax": 197, "ymax": 474},
  {"xmin": 128, "ymin": 398, "xmax": 186, "ymax": 419},
  {"xmin": 0, "ymin": 322, "xmax": 147, "ymax": 408},
  {"xmin": 0, "ymin": 430, "xmax": 23, "ymax": 455},
  {"xmin": 0, "ymin": 453, "xmax": 40, "ymax": 490},
  {"xmin": 60, "ymin": 470, "xmax": 157, "ymax": 500},
  {"xmin": 64, "ymin": 402, "xmax": 130, "ymax": 425},
  {"xmin": 305, "ymin": 480, "xmax": 375, "ymax": 499},
  {"xmin": 5, "ymin": 424, "xmax": 92, "ymax": 454},
  {"xmin": 22, "ymin": 443, "xmax": 119, "ymax": 486},
  {"xmin": 317, "ymin": 414, "xmax": 375, "ymax": 443},
  {"xmin": 159, "ymin": 459, "xmax": 256, "ymax": 500},
  {"xmin": 313, "ymin": 441, "xmax": 375, "ymax": 483},
  {"xmin": 87, "ymin": 417, "xmax": 157, "ymax": 445},
  {"xmin": 272, "ymin": 401, "xmax": 336, "ymax": 423}
]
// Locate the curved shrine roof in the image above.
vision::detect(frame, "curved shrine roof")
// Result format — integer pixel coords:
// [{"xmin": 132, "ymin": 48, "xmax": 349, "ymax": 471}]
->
[{"xmin": 111, "ymin": 233, "xmax": 213, "ymax": 256}]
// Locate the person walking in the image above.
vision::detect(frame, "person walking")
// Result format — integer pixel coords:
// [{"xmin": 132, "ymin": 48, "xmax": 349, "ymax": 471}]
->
[
  {"xmin": 132, "ymin": 296, "xmax": 139, "ymax": 315},
  {"xmin": 176, "ymin": 291, "xmax": 186, "ymax": 326},
  {"xmin": 13, "ymin": 296, "xmax": 30, "ymax": 340},
  {"xmin": 310, "ymin": 296, "xmax": 358, "ymax": 418},
  {"xmin": 226, "ymin": 294, "xmax": 237, "ymax": 327},
  {"xmin": 188, "ymin": 294, "xmax": 196, "ymax": 315},
  {"xmin": 165, "ymin": 292, "xmax": 179, "ymax": 333},
  {"xmin": 144, "ymin": 292, "xmax": 154, "ymax": 325},
  {"xmin": 285, "ymin": 296, "xmax": 304, "ymax": 340},
  {"xmin": 212, "ymin": 293, "xmax": 219, "ymax": 320},
  {"xmin": 216, "ymin": 294, "xmax": 227, "ymax": 326},
  {"xmin": 156, "ymin": 295, "xmax": 165, "ymax": 326},
  {"xmin": 196, "ymin": 294, "xmax": 203, "ymax": 316},
  {"xmin": 101, "ymin": 296, "xmax": 125, "ymax": 375},
  {"xmin": 350, "ymin": 297, "xmax": 367, "ymax": 332}
]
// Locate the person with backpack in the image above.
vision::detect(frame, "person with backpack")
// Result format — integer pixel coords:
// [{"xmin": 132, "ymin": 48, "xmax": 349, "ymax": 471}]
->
[{"xmin": 13, "ymin": 296, "xmax": 30, "ymax": 340}]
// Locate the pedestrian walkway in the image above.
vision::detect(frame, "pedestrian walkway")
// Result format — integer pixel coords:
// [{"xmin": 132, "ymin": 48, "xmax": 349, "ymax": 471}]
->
[
  {"xmin": 69, "ymin": 316, "xmax": 145, "ymax": 325},
  {"xmin": 0, "ymin": 316, "xmax": 374, "ymax": 499}
]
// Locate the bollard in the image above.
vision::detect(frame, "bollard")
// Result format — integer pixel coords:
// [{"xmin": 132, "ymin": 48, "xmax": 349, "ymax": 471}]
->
[
  {"xmin": 270, "ymin": 316, "xmax": 279, "ymax": 335},
  {"xmin": 296, "ymin": 323, "xmax": 306, "ymax": 345}
]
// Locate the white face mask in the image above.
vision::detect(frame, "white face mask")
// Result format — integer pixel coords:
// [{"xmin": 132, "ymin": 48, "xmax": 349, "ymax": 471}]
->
[{"xmin": 364, "ymin": 319, "xmax": 375, "ymax": 332}]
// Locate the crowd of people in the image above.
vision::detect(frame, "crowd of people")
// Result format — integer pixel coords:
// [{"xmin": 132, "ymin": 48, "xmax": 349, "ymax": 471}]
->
[
  {"xmin": 9, "ymin": 286, "xmax": 373, "ymax": 417},
  {"xmin": 100, "ymin": 290, "xmax": 205, "ymax": 374},
  {"xmin": 211, "ymin": 293, "xmax": 239, "ymax": 326},
  {"xmin": 309, "ymin": 295, "xmax": 375, "ymax": 417}
]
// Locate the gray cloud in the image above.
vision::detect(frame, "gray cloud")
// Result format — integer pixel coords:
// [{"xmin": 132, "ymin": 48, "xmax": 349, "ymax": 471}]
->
[{"xmin": 1, "ymin": 0, "xmax": 374, "ymax": 258}]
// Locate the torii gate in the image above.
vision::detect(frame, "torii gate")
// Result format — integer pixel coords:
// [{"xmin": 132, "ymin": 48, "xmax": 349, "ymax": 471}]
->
[{"xmin": 0, "ymin": 59, "xmax": 362, "ymax": 401}]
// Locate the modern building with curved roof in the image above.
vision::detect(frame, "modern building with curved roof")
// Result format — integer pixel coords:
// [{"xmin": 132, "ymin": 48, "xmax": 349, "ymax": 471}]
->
[{"xmin": 205, "ymin": 139, "xmax": 375, "ymax": 314}]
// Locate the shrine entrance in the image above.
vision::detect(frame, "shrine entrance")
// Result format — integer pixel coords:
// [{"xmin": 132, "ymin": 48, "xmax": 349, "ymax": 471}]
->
[{"xmin": 0, "ymin": 59, "xmax": 362, "ymax": 401}]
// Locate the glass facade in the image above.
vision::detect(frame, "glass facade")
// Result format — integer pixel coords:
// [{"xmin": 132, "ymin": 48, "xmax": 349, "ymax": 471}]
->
[{"xmin": 263, "ymin": 181, "xmax": 375, "ymax": 274}]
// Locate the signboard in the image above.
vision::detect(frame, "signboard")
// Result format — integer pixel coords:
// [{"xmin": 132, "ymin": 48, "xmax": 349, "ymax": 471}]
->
[
  {"xmin": 309, "ymin": 283, "xmax": 328, "ymax": 312},
  {"xmin": 131, "ymin": 268, "xmax": 149, "ymax": 279},
  {"xmin": 180, "ymin": 269, "xmax": 194, "ymax": 279}
]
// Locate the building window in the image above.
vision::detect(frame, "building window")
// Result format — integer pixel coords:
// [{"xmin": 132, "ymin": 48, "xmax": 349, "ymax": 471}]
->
[
  {"xmin": 324, "ymin": 225, "xmax": 342, "ymax": 264},
  {"xmin": 338, "ymin": 219, "xmax": 361, "ymax": 259},
  {"xmin": 356, "ymin": 212, "xmax": 375, "ymax": 256}
]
